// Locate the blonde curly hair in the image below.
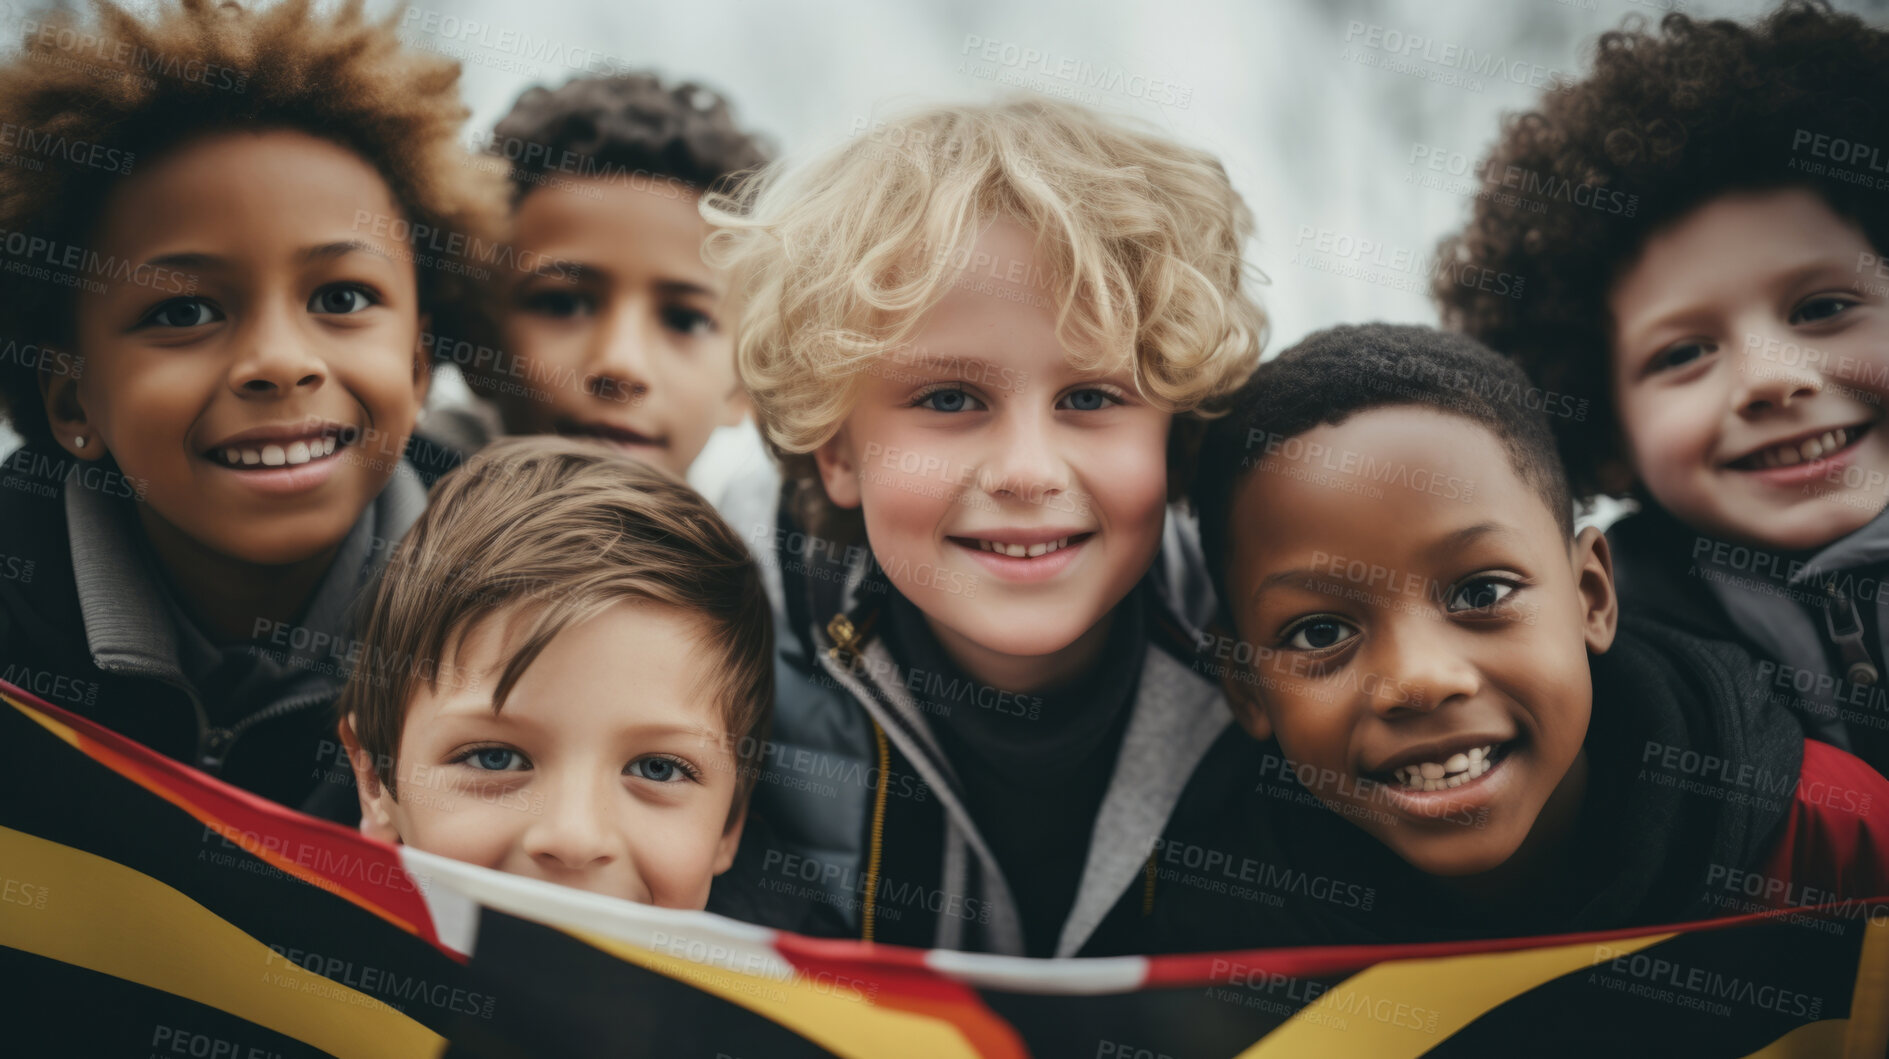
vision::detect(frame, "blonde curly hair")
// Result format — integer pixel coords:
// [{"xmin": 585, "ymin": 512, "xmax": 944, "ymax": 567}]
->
[{"xmin": 703, "ymin": 97, "xmax": 1266, "ymax": 541}]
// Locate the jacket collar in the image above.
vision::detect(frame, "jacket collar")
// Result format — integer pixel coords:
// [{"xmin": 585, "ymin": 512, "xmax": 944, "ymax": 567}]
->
[{"xmin": 66, "ymin": 463, "xmax": 427, "ymax": 686}]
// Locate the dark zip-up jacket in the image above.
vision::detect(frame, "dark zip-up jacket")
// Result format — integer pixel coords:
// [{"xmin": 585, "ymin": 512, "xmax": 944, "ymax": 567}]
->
[
  {"xmin": 1608, "ymin": 501, "xmax": 1889, "ymax": 775},
  {"xmin": 1128, "ymin": 616, "xmax": 1889, "ymax": 952},
  {"xmin": 0, "ymin": 443, "xmax": 426, "ymax": 814}
]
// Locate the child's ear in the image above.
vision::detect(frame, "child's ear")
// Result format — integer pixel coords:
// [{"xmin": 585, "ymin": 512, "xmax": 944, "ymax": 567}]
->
[
  {"xmin": 812, "ymin": 429, "xmax": 862, "ymax": 509},
  {"xmin": 712, "ymin": 802, "xmax": 748, "ymax": 876},
  {"xmin": 1208, "ymin": 621, "xmax": 1273, "ymax": 741},
  {"xmin": 38, "ymin": 357, "xmax": 101, "ymax": 461},
  {"xmin": 339, "ymin": 715, "xmax": 401, "ymax": 845},
  {"xmin": 1571, "ymin": 526, "xmax": 1618, "ymax": 655}
]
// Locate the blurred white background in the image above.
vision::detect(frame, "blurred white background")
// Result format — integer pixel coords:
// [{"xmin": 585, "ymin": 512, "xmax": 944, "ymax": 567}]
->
[{"xmin": 4, "ymin": 0, "xmax": 1884, "ymax": 491}]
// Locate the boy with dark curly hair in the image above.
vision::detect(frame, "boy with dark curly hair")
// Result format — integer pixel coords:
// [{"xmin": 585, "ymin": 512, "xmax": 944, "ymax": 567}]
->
[
  {"xmin": 1148, "ymin": 324, "xmax": 1888, "ymax": 953},
  {"xmin": 0, "ymin": 0, "xmax": 501, "ymax": 811},
  {"xmin": 439, "ymin": 73, "xmax": 771, "ymax": 482},
  {"xmin": 1435, "ymin": 1, "xmax": 1889, "ymax": 775}
]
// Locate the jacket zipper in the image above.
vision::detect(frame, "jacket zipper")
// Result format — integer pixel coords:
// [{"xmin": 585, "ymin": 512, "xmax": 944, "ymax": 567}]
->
[{"xmin": 199, "ymin": 691, "xmax": 335, "ymax": 773}]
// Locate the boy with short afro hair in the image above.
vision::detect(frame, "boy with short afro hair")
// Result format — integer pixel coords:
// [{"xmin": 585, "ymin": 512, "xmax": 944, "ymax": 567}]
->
[
  {"xmin": 339, "ymin": 437, "xmax": 772, "ymax": 908},
  {"xmin": 1435, "ymin": 1, "xmax": 1889, "ymax": 773},
  {"xmin": 436, "ymin": 72, "xmax": 772, "ymax": 483},
  {"xmin": 1155, "ymin": 324, "xmax": 1889, "ymax": 952},
  {"xmin": 702, "ymin": 97, "xmax": 1264, "ymax": 955},
  {"xmin": 0, "ymin": 0, "xmax": 501, "ymax": 811}
]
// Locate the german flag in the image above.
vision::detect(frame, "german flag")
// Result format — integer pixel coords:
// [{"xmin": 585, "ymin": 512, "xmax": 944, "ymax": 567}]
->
[{"xmin": 2, "ymin": 678, "xmax": 1884, "ymax": 1058}]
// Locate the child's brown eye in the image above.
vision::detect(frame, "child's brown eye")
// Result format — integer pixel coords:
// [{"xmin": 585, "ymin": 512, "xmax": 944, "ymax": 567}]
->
[
  {"xmin": 309, "ymin": 284, "xmax": 376, "ymax": 315},
  {"xmin": 1791, "ymin": 296, "xmax": 1853, "ymax": 325},
  {"xmin": 1653, "ymin": 341, "xmax": 1711, "ymax": 371},
  {"xmin": 140, "ymin": 297, "xmax": 221, "ymax": 329},
  {"xmin": 1446, "ymin": 577, "xmax": 1519, "ymax": 612},
  {"xmin": 1281, "ymin": 616, "xmax": 1357, "ymax": 651},
  {"xmin": 521, "ymin": 289, "xmax": 593, "ymax": 318},
  {"xmin": 661, "ymin": 305, "xmax": 716, "ymax": 337}
]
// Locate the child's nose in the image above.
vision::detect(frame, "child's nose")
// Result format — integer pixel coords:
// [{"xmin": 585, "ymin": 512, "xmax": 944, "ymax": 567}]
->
[
  {"xmin": 977, "ymin": 413, "xmax": 1073, "ymax": 501},
  {"xmin": 1368, "ymin": 620, "xmax": 1480, "ymax": 717},
  {"xmin": 520, "ymin": 778, "xmax": 624, "ymax": 871},
  {"xmin": 229, "ymin": 308, "xmax": 326, "ymax": 396},
  {"xmin": 583, "ymin": 305, "xmax": 655, "ymax": 402}
]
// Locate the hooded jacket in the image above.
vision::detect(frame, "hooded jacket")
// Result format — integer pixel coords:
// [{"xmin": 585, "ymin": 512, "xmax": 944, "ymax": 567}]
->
[
  {"xmin": 707, "ymin": 466, "xmax": 1229, "ymax": 957},
  {"xmin": 0, "ymin": 442, "xmax": 426, "ymax": 815},
  {"xmin": 1126, "ymin": 615, "xmax": 1889, "ymax": 953},
  {"xmin": 1608, "ymin": 501, "xmax": 1889, "ymax": 774}
]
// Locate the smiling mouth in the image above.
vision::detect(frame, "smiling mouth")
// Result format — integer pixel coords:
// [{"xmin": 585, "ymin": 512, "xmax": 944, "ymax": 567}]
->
[
  {"xmin": 948, "ymin": 532, "xmax": 1094, "ymax": 559},
  {"xmin": 1727, "ymin": 423, "xmax": 1868, "ymax": 471},
  {"xmin": 206, "ymin": 426, "xmax": 354, "ymax": 469},
  {"xmin": 1374, "ymin": 741, "xmax": 1512, "ymax": 792}
]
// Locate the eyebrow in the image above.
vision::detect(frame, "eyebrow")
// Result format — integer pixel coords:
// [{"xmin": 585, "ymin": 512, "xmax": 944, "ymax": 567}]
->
[
  {"xmin": 142, "ymin": 240, "xmax": 397, "ymax": 270},
  {"xmin": 1621, "ymin": 257, "xmax": 1856, "ymax": 344},
  {"xmin": 1244, "ymin": 523, "xmax": 1519, "ymax": 606},
  {"xmin": 1246, "ymin": 567, "xmax": 1349, "ymax": 606},
  {"xmin": 1421, "ymin": 521, "xmax": 1516, "ymax": 559}
]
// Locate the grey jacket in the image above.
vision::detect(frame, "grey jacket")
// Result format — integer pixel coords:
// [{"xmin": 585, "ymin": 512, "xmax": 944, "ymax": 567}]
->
[{"xmin": 708, "ymin": 461, "xmax": 1229, "ymax": 956}]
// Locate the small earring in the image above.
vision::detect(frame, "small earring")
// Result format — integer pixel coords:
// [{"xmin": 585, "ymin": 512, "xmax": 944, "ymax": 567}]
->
[{"xmin": 73, "ymin": 435, "xmax": 88, "ymax": 449}]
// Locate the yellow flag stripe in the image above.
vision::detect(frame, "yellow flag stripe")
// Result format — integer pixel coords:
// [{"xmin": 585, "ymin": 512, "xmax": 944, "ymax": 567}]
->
[
  {"xmin": 1236, "ymin": 931, "xmax": 1675, "ymax": 1057},
  {"xmin": 572, "ymin": 927, "xmax": 1018, "ymax": 1059},
  {"xmin": 1843, "ymin": 914, "xmax": 1889, "ymax": 1059},
  {"xmin": 1738, "ymin": 1017, "xmax": 1851, "ymax": 1058},
  {"xmin": 0, "ymin": 826, "xmax": 446, "ymax": 1059}
]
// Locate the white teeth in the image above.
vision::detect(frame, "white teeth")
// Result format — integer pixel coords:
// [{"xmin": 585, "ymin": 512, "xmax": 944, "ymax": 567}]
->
[
  {"xmin": 1801, "ymin": 437, "xmax": 1824, "ymax": 461},
  {"xmin": 241, "ymin": 449, "xmax": 260, "ymax": 466},
  {"xmin": 285, "ymin": 440, "xmax": 311, "ymax": 465},
  {"xmin": 322, "ymin": 436, "xmax": 336, "ymax": 456},
  {"xmin": 224, "ymin": 447, "xmax": 240, "ymax": 464},
  {"xmin": 1387, "ymin": 744, "xmax": 1498, "ymax": 790},
  {"xmin": 261, "ymin": 444, "xmax": 286, "ymax": 467},
  {"xmin": 977, "ymin": 536, "xmax": 1070, "ymax": 558},
  {"xmin": 1775, "ymin": 445, "xmax": 1801, "ymax": 466}
]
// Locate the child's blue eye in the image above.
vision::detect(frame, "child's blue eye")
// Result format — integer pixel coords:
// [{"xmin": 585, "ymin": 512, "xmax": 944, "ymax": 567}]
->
[
  {"xmin": 309, "ymin": 284, "xmax": 377, "ymax": 315},
  {"xmin": 661, "ymin": 305, "xmax": 716, "ymax": 337},
  {"xmin": 1281, "ymin": 616, "xmax": 1358, "ymax": 651},
  {"xmin": 140, "ymin": 297, "xmax": 222, "ymax": 329},
  {"xmin": 522, "ymin": 289, "xmax": 594, "ymax": 318},
  {"xmin": 462, "ymin": 747, "xmax": 529, "ymax": 772},
  {"xmin": 915, "ymin": 387, "xmax": 984, "ymax": 413},
  {"xmin": 1058, "ymin": 388, "xmax": 1119, "ymax": 412},
  {"xmin": 1447, "ymin": 577, "xmax": 1519, "ymax": 613},
  {"xmin": 1791, "ymin": 296, "xmax": 1853, "ymax": 325},
  {"xmin": 627, "ymin": 754, "xmax": 697, "ymax": 783}
]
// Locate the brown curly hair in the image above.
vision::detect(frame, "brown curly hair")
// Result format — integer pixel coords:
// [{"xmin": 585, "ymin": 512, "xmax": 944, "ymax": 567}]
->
[
  {"xmin": 0, "ymin": 0, "xmax": 503, "ymax": 446},
  {"xmin": 487, "ymin": 72, "xmax": 772, "ymax": 205},
  {"xmin": 1434, "ymin": 0, "xmax": 1889, "ymax": 500}
]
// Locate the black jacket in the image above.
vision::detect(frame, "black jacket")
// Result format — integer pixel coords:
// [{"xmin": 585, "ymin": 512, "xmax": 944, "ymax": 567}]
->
[
  {"xmin": 1125, "ymin": 616, "xmax": 1805, "ymax": 952},
  {"xmin": 0, "ymin": 442, "xmax": 432, "ymax": 814},
  {"xmin": 1608, "ymin": 502, "xmax": 1889, "ymax": 774}
]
